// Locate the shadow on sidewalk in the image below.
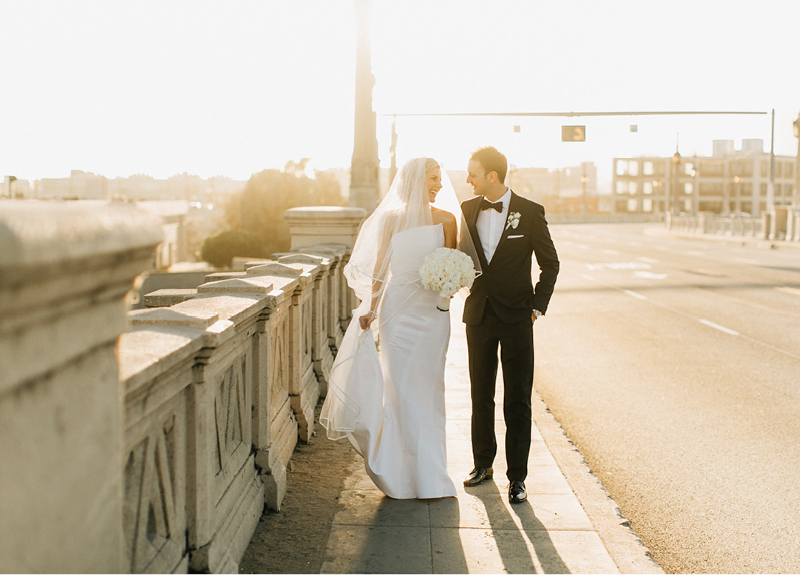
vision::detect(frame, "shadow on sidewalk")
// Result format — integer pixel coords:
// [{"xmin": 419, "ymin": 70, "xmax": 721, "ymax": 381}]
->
[{"xmin": 474, "ymin": 482, "xmax": 571, "ymax": 574}]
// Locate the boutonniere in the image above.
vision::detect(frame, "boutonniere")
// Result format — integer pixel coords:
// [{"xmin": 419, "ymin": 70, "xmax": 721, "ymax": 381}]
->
[{"xmin": 506, "ymin": 211, "xmax": 521, "ymax": 230}]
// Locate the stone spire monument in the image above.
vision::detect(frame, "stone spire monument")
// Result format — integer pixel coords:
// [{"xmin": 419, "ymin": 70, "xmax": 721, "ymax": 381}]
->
[{"xmin": 349, "ymin": 0, "xmax": 380, "ymax": 213}]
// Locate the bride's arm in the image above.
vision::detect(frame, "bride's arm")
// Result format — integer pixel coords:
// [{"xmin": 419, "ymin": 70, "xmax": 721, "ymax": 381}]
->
[
  {"xmin": 359, "ymin": 217, "xmax": 394, "ymax": 330},
  {"xmin": 433, "ymin": 208, "xmax": 458, "ymax": 248}
]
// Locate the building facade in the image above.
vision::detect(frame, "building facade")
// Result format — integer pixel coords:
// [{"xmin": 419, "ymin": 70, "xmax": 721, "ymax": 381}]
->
[{"xmin": 612, "ymin": 139, "xmax": 796, "ymax": 216}]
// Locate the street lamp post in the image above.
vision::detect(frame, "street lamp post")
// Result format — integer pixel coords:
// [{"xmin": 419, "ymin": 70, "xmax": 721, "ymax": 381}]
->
[
  {"xmin": 580, "ymin": 164, "xmax": 588, "ymax": 218},
  {"xmin": 672, "ymin": 151, "xmax": 681, "ymax": 215}
]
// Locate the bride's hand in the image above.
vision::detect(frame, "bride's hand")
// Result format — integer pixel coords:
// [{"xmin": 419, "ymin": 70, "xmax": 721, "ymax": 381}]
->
[{"xmin": 359, "ymin": 311, "xmax": 377, "ymax": 330}]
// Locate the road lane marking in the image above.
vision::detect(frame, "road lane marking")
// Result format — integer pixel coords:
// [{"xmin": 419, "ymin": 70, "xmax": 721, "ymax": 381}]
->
[
  {"xmin": 636, "ymin": 257, "xmax": 659, "ymax": 264},
  {"xmin": 580, "ymin": 274, "xmax": 597, "ymax": 281},
  {"xmin": 687, "ymin": 268, "xmax": 725, "ymax": 277},
  {"xmin": 576, "ymin": 244, "xmax": 590, "ymax": 249},
  {"xmin": 601, "ymin": 249, "xmax": 620, "ymax": 255},
  {"xmin": 624, "ymin": 290, "xmax": 648, "ymax": 300},
  {"xmin": 634, "ymin": 271, "xmax": 668, "ymax": 280},
  {"xmin": 698, "ymin": 319, "xmax": 740, "ymax": 336},
  {"xmin": 579, "ymin": 273, "xmax": 800, "ymax": 362},
  {"xmin": 686, "ymin": 250, "xmax": 704, "ymax": 256},
  {"xmin": 776, "ymin": 287, "xmax": 800, "ymax": 296},
  {"xmin": 587, "ymin": 262, "xmax": 651, "ymax": 271},
  {"xmin": 734, "ymin": 257, "xmax": 760, "ymax": 265}
]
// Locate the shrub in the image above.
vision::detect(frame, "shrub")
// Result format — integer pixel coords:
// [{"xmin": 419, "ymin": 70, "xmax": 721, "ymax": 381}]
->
[{"xmin": 200, "ymin": 229, "xmax": 264, "ymax": 268}]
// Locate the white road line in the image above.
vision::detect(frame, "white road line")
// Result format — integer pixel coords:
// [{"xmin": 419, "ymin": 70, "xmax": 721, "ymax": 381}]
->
[
  {"xmin": 580, "ymin": 274, "xmax": 597, "ymax": 281},
  {"xmin": 637, "ymin": 256, "xmax": 659, "ymax": 264},
  {"xmin": 734, "ymin": 257, "xmax": 760, "ymax": 265},
  {"xmin": 776, "ymin": 287, "xmax": 800, "ymax": 297},
  {"xmin": 698, "ymin": 319, "xmax": 740, "ymax": 336},
  {"xmin": 624, "ymin": 290, "xmax": 648, "ymax": 300},
  {"xmin": 581, "ymin": 273, "xmax": 800, "ymax": 361},
  {"xmin": 634, "ymin": 271, "xmax": 668, "ymax": 280},
  {"xmin": 686, "ymin": 250, "xmax": 704, "ymax": 256},
  {"xmin": 602, "ymin": 249, "xmax": 620, "ymax": 255}
]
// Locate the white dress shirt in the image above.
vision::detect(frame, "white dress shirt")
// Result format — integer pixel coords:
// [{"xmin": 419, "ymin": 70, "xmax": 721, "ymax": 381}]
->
[{"xmin": 476, "ymin": 188, "xmax": 511, "ymax": 263}]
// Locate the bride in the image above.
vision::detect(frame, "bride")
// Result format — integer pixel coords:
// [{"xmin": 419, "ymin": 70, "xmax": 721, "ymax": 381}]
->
[{"xmin": 320, "ymin": 157, "xmax": 478, "ymax": 499}]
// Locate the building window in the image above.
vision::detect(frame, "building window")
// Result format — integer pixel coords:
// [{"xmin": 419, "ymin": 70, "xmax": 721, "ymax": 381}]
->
[
  {"xmin": 699, "ymin": 160, "xmax": 723, "ymax": 176},
  {"xmin": 642, "ymin": 198, "xmax": 653, "ymax": 212},
  {"xmin": 776, "ymin": 162, "xmax": 783, "ymax": 178},
  {"xmin": 627, "ymin": 199, "xmax": 638, "ymax": 212},
  {"xmin": 699, "ymin": 201, "xmax": 722, "ymax": 213},
  {"xmin": 760, "ymin": 183, "xmax": 767, "ymax": 196},
  {"xmin": 683, "ymin": 199, "xmax": 692, "ymax": 212},
  {"xmin": 699, "ymin": 182, "xmax": 722, "ymax": 196},
  {"xmin": 761, "ymin": 160, "xmax": 769, "ymax": 177},
  {"xmin": 684, "ymin": 182, "xmax": 693, "ymax": 195},
  {"xmin": 616, "ymin": 181, "xmax": 627, "ymax": 195},
  {"xmin": 616, "ymin": 160, "xmax": 627, "ymax": 176},
  {"xmin": 741, "ymin": 201, "xmax": 752, "ymax": 214},
  {"xmin": 643, "ymin": 182, "xmax": 653, "ymax": 195},
  {"xmin": 628, "ymin": 181, "xmax": 638, "ymax": 195},
  {"xmin": 643, "ymin": 161, "xmax": 654, "ymax": 176},
  {"xmin": 628, "ymin": 161, "xmax": 639, "ymax": 176},
  {"xmin": 684, "ymin": 162, "xmax": 695, "ymax": 176},
  {"xmin": 786, "ymin": 163, "xmax": 794, "ymax": 178}
]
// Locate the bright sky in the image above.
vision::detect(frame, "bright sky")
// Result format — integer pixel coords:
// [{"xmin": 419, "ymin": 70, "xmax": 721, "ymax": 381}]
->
[{"xmin": 2, "ymin": 0, "xmax": 799, "ymax": 188}]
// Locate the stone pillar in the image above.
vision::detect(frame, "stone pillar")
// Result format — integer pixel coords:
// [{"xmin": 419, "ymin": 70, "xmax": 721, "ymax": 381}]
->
[
  {"xmin": 278, "ymin": 253, "xmax": 335, "ymax": 396},
  {"xmin": 350, "ymin": 0, "xmax": 381, "ymax": 212},
  {"xmin": 770, "ymin": 207, "xmax": 789, "ymax": 240},
  {"xmin": 283, "ymin": 206, "xmax": 366, "ymax": 251},
  {"xmin": 0, "ymin": 201, "xmax": 162, "ymax": 573},
  {"xmin": 245, "ymin": 262, "xmax": 321, "ymax": 444}
]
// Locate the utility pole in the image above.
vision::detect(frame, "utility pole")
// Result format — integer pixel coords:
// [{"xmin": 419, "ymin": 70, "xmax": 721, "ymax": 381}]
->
[
  {"xmin": 768, "ymin": 108, "xmax": 775, "ymax": 209},
  {"xmin": 794, "ymin": 110, "xmax": 800, "ymax": 208},
  {"xmin": 672, "ymin": 134, "xmax": 681, "ymax": 215}
]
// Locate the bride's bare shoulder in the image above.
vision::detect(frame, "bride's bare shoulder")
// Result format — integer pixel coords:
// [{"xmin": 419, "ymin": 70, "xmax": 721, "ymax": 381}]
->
[{"xmin": 431, "ymin": 207, "xmax": 456, "ymax": 226}]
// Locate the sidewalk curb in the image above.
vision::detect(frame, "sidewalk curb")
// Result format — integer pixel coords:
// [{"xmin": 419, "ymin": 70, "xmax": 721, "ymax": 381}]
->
[{"xmin": 531, "ymin": 389, "xmax": 664, "ymax": 574}]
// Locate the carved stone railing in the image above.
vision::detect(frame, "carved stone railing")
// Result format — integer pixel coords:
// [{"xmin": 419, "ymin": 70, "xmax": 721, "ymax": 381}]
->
[
  {"xmin": 1, "ymin": 203, "xmax": 365, "ymax": 574},
  {"xmin": 667, "ymin": 208, "xmax": 800, "ymax": 242},
  {"xmin": 1, "ymin": 201, "xmax": 163, "ymax": 573}
]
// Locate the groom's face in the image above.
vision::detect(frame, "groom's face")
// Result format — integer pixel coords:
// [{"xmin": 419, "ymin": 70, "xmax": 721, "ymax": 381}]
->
[{"xmin": 467, "ymin": 159, "xmax": 490, "ymax": 197}]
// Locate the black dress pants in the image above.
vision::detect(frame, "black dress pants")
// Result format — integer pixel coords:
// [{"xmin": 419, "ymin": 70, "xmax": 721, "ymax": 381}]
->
[{"xmin": 465, "ymin": 302, "xmax": 534, "ymax": 482}]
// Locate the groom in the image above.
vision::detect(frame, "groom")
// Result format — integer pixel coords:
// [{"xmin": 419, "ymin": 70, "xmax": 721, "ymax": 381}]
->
[{"xmin": 460, "ymin": 146, "xmax": 559, "ymax": 503}]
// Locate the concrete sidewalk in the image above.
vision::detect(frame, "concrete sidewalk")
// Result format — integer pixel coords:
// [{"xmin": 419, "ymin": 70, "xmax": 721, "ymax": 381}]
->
[{"xmin": 318, "ymin": 294, "xmax": 662, "ymax": 574}]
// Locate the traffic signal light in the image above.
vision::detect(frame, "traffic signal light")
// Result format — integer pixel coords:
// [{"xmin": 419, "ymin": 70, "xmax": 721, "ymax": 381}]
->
[{"xmin": 561, "ymin": 125, "xmax": 585, "ymax": 142}]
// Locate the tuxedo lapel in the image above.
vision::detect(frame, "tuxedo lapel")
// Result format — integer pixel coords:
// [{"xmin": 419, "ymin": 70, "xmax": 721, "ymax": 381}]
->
[
  {"xmin": 491, "ymin": 191, "xmax": 519, "ymax": 261},
  {"xmin": 465, "ymin": 199, "xmax": 488, "ymax": 269}
]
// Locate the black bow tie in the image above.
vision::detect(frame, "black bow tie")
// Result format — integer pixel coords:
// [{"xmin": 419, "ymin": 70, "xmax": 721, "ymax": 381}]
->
[{"xmin": 480, "ymin": 199, "xmax": 503, "ymax": 213}]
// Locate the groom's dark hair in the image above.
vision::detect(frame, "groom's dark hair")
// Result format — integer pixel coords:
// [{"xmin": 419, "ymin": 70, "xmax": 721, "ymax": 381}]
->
[{"xmin": 471, "ymin": 146, "xmax": 508, "ymax": 183}]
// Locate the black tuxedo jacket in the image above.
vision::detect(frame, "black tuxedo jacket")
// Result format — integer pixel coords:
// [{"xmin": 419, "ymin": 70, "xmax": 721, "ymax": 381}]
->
[{"xmin": 460, "ymin": 191, "xmax": 559, "ymax": 326}]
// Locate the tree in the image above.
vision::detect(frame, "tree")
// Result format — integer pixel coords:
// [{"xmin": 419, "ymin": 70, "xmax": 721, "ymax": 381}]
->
[
  {"xmin": 200, "ymin": 229, "xmax": 265, "ymax": 268},
  {"xmin": 221, "ymin": 164, "xmax": 346, "ymax": 258}
]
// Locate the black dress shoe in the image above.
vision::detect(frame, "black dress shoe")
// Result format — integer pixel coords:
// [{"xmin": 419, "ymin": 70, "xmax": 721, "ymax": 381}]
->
[
  {"xmin": 509, "ymin": 480, "xmax": 527, "ymax": 503},
  {"xmin": 463, "ymin": 467, "xmax": 493, "ymax": 486}
]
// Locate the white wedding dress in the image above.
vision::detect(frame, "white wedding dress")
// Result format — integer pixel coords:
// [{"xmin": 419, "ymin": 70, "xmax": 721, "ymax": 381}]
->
[{"xmin": 322, "ymin": 223, "xmax": 457, "ymax": 499}]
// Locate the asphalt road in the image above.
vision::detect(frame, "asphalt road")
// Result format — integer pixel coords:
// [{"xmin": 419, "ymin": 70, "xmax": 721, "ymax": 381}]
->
[{"xmin": 533, "ymin": 223, "xmax": 800, "ymax": 574}]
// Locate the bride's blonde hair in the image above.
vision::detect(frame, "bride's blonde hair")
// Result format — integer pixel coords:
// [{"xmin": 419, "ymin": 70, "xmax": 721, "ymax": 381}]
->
[{"xmin": 425, "ymin": 158, "xmax": 440, "ymax": 173}]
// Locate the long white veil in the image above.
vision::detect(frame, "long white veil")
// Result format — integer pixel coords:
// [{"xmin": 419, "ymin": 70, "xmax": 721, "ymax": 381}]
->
[{"xmin": 319, "ymin": 157, "xmax": 480, "ymax": 440}]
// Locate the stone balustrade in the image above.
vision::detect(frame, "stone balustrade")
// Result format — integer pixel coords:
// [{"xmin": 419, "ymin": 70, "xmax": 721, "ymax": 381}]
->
[{"xmin": 1, "ymin": 203, "xmax": 365, "ymax": 573}]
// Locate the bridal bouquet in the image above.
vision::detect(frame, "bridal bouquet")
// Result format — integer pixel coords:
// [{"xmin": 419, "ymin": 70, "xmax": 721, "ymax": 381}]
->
[{"xmin": 419, "ymin": 248, "xmax": 477, "ymax": 312}]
